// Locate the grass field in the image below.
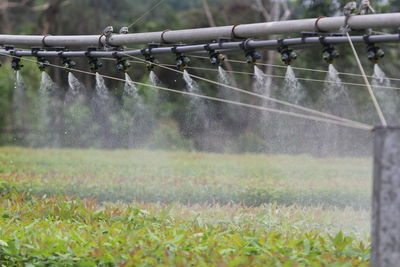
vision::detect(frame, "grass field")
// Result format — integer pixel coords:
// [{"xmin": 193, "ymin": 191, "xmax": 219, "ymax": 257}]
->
[{"xmin": 0, "ymin": 147, "xmax": 372, "ymax": 266}]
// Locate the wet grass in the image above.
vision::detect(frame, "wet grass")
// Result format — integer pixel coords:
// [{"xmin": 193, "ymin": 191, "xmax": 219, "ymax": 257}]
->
[{"xmin": 0, "ymin": 147, "xmax": 372, "ymax": 266}]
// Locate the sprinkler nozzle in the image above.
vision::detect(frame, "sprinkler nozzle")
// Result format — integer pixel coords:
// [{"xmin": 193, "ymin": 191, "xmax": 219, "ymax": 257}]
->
[
  {"xmin": 176, "ymin": 54, "xmax": 190, "ymax": 70},
  {"xmin": 245, "ymin": 50, "xmax": 262, "ymax": 65},
  {"xmin": 37, "ymin": 57, "xmax": 50, "ymax": 72},
  {"xmin": 11, "ymin": 57, "xmax": 23, "ymax": 71},
  {"xmin": 322, "ymin": 45, "xmax": 340, "ymax": 64},
  {"xmin": 209, "ymin": 51, "xmax": 225, "ymax": 66},
  {"xmin": 88, "ymin": 57, "xmax": 103, "ymax": 73},
  {"xmin": 119, "ymin": 27, "xmax": 129, "ymax": 34},
  {"xmin": 367, "ymin": 44, "xmax": 384, "ymax": 63},
  {"xmin": 279, "ymin": 47, "xmax": 297, "ymax": 65},
  {"xmin": 116, "ymin": 58, "xmax": 131, "ymax": 72},
  {"xmin": 145, "ymin": 55, "xmax": 159, "ymax": 71},
  {"xmin": 62, "ymin": 58, "xmax": 76, "ymax": 70}
]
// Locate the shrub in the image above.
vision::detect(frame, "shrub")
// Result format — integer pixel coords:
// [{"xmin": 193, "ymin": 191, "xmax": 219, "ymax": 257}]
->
[
  {"xmin": 147, "ymin": 119, "xmax": 193, "ymax": 151},
  {"xmin": 233, "ymin": 131, "xmax": 268, "ymax": 153}
]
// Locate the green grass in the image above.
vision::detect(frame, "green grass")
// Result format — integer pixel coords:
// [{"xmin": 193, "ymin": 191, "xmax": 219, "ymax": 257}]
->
[{"xmin": 0, "ymin": 147, "xmax": 372, "ymax": 266}]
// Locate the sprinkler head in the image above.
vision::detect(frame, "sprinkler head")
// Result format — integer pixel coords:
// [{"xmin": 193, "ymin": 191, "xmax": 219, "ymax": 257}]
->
[
  {"xmin": 209, "ymin": 51, "xmax": 225, "ymax": 67},
  {"xmin": 88, "ymin": 57, "xmax": 103, "ymax": 73},
  {"xmin": 367, "ymin": 44, "xmax": 384, "ymax": 64},
  {"xmin": 322, "ymin": 45, "xmax": 340, "ymax": 64},
  {"xmin": 176, "ymin": 54, "xmax": 190, "ymax": 70},
  {"xmin": 279, "ymin": 48, "xmax": 297, "ymax": 65},
  {"xmin": 119, "ymin": 27, "xmax": 129, "ymax": 34},
  {"xmin": 116, "ymin": 58, "xmax": 131, "ymax": 72},
  {"xmin": 145, "ymin": 55, "xmax": 159, "ymax": 72},
  {"xmin": 37, "ymin": 57, "xmax": 50, "ymax": 72},
  {"xmin": 62, "ymin": 58, "xmax": 76, "ymax": 70},
  {"xmin": 103, "ymin": 26, "xmax": 114, "ymax": 37},
  {"xmin": 11, "ymin": 57, "xmax": 23, "ymax": 71},
  {"xmin": 245, "ymin": 50, "xmax": 262, "ymax": 65}
]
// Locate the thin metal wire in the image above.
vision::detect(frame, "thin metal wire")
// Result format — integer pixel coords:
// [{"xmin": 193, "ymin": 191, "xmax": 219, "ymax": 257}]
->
[
  {"xmin": 178, "ymin": 64, "xmax": 400, "ymax": 91},
  {"xmin": 0, "ymin": 52, "xmax": 372, "ymax": 131},
  {"xmin": 127, "ymin": 0, "xmax": 166, "ymax": 29},
  {"xmin": 120, "ymin": 52, "xmax": 371, "ymax": 128},
  {"xmin": 346, "ymin": 32, "xmax": 387, "ymax": 127},
  {"xmin": 191, "ymin": 55, "xmax": 400, "ymax": 83},
  {"xmin": 101, "ymin": 57, "xmax": 400, "ymax": 91}
]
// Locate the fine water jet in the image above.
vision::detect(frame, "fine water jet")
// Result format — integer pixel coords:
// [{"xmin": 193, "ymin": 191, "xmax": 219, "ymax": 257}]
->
[
  {"xmin": 283, "ymin": 66, "xmax": 305, "ymax": 105},
  {"xmin": 273, "ymin": 65, "xmax": 308, "ymax": 154},
  {"xmin": 217, "ymin": 66, "xmax": 236, "ymax": 88},
  {"xmin": 183, "ymin": 70, "xmax": 210, "ymax": 139},
  {"xmin": 39, "ymin": 71, "xmax": 55, "ymax": 97},
  {"xmin": 65, "ymin": 72, "xmax": 85, "ymax": 104},
  {"xmin": 124, "ymin": 73, "xmax": 142, "ymax": 102},
  {"xmin": 253, "ymin": 66, "xmax": 269, "ymax": 97},
  {"xmin": 149, "ymin": 71, "xmax": 162, "ymax": 87},
  {"xmin": 95, "ymin": 73, "xmax": 109, "ymax": 100},
  {"xmin": 13, "ymin": 70, "xmax": 27, "ymax": 132},
  {"xmin": 35, "ymin": 71, "xmax": 55, "ymax": 146},
  {"xmin": 372, "ymin": 64, "xmax": 399, "ymax": 125},
  {"xmin": 318, "ymin": 64, "xmax": 355, "ymax": 155},
  {"xmin": 217, "ymin": 66, "xmax": 244, "ymax": 124}
]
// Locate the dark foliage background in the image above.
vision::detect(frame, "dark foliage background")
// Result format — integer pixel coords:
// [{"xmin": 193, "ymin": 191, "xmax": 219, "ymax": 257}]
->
[{"xmin": 0, "ymin": 0, "xmax": 399, "ymax": 155}]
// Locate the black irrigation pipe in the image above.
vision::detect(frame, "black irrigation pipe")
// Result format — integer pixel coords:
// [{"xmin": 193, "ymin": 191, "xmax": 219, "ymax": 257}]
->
[{"xmin": 0, "ymin": 34, "xmax": 399, "ymax": 59}]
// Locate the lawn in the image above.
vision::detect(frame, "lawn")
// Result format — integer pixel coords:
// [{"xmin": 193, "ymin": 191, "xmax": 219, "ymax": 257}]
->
[{"xmin": 0, "ymin": 147, "xmax": 372, "ymax": 266}]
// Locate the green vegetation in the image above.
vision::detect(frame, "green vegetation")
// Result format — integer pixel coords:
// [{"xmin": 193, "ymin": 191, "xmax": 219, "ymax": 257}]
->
[
  {"xmin": 0, "ymin": 148, "xmax": 371, "ymax": 265},
  {"xmin": 1, "ymin": 0, "xmax": 399, "ymax": 152}
]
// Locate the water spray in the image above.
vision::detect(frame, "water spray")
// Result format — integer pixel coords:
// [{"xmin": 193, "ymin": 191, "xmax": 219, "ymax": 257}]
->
[{"xmin": 86, "ymin": 48, "xmax": 103, "ymax": 73}]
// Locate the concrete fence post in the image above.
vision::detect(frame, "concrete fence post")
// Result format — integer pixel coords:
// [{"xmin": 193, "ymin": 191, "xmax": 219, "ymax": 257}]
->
[{"xmin": 372, "ymin": 126, "xmax": 400, "ymax": 267}]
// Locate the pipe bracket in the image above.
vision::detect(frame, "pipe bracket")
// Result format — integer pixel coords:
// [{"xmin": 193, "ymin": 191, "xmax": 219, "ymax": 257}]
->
[
  {"xmin": 231, "ymin": 24, "xmax": 244, "ymax": 40},
  {"xmin": 314, "ymin": 16, "xmax": 327, "ymax": 33},
  {"xmin": 161, "ymin": 29, "xmax": 171, "ymax": 45},
  {"xmin": 42, "ymin": 34, "xmax": 52, "ymax": 48}
]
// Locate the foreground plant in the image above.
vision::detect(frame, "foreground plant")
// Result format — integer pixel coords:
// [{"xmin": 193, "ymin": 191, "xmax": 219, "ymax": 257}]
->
[{"xmin": 0, "ymin": 191, "xmax": 370, "ymax": 266}]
